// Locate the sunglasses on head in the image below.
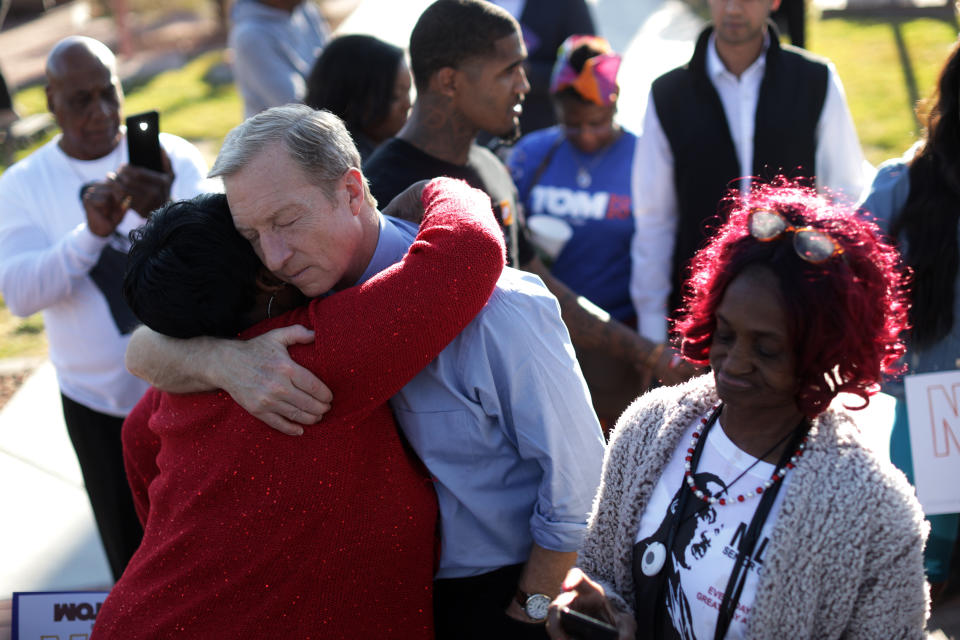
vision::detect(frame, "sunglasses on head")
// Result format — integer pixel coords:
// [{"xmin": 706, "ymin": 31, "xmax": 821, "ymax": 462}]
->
[{"xmin": 747, "ymin": 209, "xmax": 843, "ymax": 264}]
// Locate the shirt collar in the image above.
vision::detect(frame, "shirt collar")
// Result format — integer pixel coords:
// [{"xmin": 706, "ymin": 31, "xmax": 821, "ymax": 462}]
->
[
  {"xmin": 356, "ymin": 213, "xmax": 418, "ymax": 285},
  {"xmin": 706, "ymin": 30, "xmax": 770, "ymax": 81}
]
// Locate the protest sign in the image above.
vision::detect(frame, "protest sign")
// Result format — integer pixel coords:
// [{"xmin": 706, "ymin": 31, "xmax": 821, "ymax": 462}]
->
[
  {"xmin": 12, "ymin": 591, "xmax": 108, "ymax": 640},
  {"xmin": 905, "ymin": 370, "xmax": 960, "ymax": 515}
]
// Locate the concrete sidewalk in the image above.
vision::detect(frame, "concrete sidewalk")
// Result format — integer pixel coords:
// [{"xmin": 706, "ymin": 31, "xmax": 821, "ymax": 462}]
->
[{"xmin": 0, "ymin": 362, "xmax": 112, "ymax": 638}]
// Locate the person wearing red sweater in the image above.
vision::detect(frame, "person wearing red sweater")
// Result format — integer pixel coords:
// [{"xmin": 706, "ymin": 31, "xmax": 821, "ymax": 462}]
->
[{"xmin": 92, "ymin": 177, "xmax": 505, "ymax": 638}]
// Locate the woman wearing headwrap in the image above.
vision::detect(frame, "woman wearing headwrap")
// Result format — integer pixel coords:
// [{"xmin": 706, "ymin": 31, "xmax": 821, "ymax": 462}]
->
[
  {"xmin": 509, "ymin": 36, "xmax": 676, "ymax": 423},
  {"xmin": 509, "ymin": 35, "xmax": 634, "ymax": 327}
]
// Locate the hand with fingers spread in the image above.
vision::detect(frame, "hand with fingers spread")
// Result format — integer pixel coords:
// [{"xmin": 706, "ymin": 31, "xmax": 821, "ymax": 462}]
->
[
  {"xmin": 82, "ymin": 178, "xmax": 131, "ymax": 237},
  {"xmin": 125, "ymin": 324, "xmax": 332, "ymax": 437},
  {"xmin": 215, "ymin": 325, "xmax": 333, "ymax": 436},
  {"xmin": 114, "ymin": 148, "xmax": 175, "ymax": 218},
  {"xmin": 546, "ymin": 569, "xmax": 636, "ymax": 640}
]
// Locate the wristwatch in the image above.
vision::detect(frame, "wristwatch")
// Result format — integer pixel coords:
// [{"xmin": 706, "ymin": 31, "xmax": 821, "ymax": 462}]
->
[{"xmin": 515, "ymin": 588, "xmax": 551, "ymax": 621}]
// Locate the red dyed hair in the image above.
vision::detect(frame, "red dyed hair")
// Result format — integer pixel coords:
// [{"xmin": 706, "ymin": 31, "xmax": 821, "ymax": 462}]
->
[{"xmin": 673, "ymin": 180, "xmax": 911, "ymax": 418}]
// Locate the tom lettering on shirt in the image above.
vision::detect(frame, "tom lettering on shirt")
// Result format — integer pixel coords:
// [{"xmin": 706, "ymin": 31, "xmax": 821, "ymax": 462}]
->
[{"xmin": 529, "ymin": 185, "xmax": 631, "ymax": 220}]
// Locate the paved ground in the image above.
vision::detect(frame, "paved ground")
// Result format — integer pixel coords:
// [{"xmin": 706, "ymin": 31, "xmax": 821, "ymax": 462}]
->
[{"xmin": 0, "ymin": 0, "xmax": 958, "ymax": 637}]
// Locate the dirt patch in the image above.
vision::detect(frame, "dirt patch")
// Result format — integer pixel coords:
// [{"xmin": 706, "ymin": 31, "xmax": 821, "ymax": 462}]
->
[
  {"xmin": 0, "ymin": 358, "xmax": 43, "ymax": 411},
  {"xmin": 0, "ymin": 370, "xmax": 31, "ymax": 410}
]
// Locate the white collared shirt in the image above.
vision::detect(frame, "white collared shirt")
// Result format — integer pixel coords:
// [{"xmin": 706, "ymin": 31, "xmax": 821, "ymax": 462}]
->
[
  {"xmin": 706, "ymin": 32, "xmax": 771, "ymax": 188},
  {"xmin": 629, "ymin": 32, "xmax": 871, "ymax": 343}
]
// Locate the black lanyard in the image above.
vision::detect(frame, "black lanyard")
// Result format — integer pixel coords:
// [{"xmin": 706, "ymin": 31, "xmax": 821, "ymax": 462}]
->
[
  {"xmin": 643, "ymin": 405, "xmax": 807, "ymax": 640},
  {"xmin": 712, "ymin": 423, "xmax": 806, "ymax": 639},
  {"xmin": 636, "ymin": 408, "xmax": 722, "ymax": 640}
]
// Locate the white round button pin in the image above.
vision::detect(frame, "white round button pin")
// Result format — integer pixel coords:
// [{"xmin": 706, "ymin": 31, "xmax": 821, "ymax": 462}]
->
[{"xmin": 641, "ymin": 541, "xmax": 667, "ymax": 576}]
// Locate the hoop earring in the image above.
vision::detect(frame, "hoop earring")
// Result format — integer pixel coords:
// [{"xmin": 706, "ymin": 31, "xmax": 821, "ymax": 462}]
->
[{"xmin": 267, "ymin": 294, "xmax": 276, "ymax": 319}]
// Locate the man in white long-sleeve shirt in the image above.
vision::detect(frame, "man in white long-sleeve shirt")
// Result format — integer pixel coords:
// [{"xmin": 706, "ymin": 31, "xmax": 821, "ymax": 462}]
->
[
  {"xmin": 0, "ymin": 36, "xmax": 211, "ymax": 580},
  {"xmin": 629, "ymin": 0, "xmax": 869, "ymax": 343}
]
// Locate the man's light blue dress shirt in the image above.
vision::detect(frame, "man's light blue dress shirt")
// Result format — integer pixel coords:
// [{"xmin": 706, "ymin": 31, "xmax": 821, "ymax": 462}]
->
[{"xmin": 361, "ymin": 213, "xmax": 606, "ymax": 579}]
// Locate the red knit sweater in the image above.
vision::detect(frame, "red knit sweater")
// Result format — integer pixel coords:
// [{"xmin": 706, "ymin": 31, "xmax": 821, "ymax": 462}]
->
[{"xmin": 92, "ymin": 179, "xmax": 505, "ymax": 639}]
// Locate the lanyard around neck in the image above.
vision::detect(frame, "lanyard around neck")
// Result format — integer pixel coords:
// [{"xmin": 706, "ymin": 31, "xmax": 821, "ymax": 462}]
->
[
  {"xmin": 711, "ymin": 416, "xmax": 808, "ymax": 640},
  {"xmin": 650, "ymin": 404, "xmax": 807, "ymax": 640}
]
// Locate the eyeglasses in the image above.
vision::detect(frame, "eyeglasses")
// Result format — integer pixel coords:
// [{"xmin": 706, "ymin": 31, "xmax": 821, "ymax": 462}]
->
[{"xmin": 747, "ymin": 209, "xmax": 843, "ymax": 264}]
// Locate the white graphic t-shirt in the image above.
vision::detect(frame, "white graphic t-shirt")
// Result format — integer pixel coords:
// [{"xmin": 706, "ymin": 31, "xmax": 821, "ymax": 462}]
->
[{"xmin": 632, "ymin": 414, "xmax": 791, "ymax": 639}]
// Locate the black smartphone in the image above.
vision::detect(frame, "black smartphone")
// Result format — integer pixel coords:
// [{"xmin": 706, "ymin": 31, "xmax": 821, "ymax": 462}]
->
[
  {"xmin": 558, "ymin": 606, "xmax": 619, "ymax": 640},
  {"xmin": 126, "ymin": 110, "xmax": 162, "ymax": 172}
]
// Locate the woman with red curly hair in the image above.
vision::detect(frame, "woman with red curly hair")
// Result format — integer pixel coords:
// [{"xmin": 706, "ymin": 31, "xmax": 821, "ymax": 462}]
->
[{"xmin": 546, "ymin": 182, "xmax": 929, "ymax": 640}]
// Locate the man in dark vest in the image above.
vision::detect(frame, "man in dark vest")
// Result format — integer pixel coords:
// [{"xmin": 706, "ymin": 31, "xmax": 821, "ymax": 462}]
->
[{"xmin": 629, "ymin": 0, "xmax": 868, "ymax": 344}]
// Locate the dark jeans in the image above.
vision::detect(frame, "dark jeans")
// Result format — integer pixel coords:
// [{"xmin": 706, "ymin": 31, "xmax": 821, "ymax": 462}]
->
[
  {"xmin": 0, "ymin": 69, "xmax": 11, "ymax": 112},
  {"xmin": 0, "ymin": 0, "xmax": 11, "ymax": 112},
  {"xmin": 434, "ymin": 563, "xmax": 549, "ymax": 640},
  {"xmin": 61, "ymin": 394, "xmax": 143, "ymax": 581}
]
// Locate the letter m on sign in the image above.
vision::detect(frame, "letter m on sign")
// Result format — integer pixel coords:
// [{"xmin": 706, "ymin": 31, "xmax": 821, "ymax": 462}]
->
[{"xmin": 928, "ymin": 383, "xmax": 960, "ymax": 457}]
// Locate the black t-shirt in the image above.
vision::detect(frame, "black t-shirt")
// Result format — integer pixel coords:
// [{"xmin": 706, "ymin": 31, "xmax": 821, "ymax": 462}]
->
[{"xmin": 365, "ymin": 138, "xmax": 535, "ymax": 267}]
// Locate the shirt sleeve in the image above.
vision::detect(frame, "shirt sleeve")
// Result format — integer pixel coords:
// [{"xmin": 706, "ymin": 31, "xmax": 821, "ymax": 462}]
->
[
  {"xmin": 471, "ymin": 275, "xmax": 606, "ymax": 552},
  {"xmin": 524, "ymin": 0, "xmax": 596, "ymax": 92},
  {"xmin": 856, "ymin": 157, "xmax": 912, "ymax": 236},
  {"xmin": 564, "ymin": 0, "xmax": 597, "ymax": 35},
  {"xmin": 814, "ymin": 63, "xmax": 873, "ymax": 205},
  {"xmin": 231, "ymin": 25, "xmax": 304, "ymax": 114},
  {"xmin": 0, "ymin": 169, "xmax": 109, "ymax": 317},
  {"xmin": 122, "ymin": 388, "xmax": 164, "ymax": 526},
  {"xmin": 630, "ymin": 91, "xmax": 678, "ymax": 343}
]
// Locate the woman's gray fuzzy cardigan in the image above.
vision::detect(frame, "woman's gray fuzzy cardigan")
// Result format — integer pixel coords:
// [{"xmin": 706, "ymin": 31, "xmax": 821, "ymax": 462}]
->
[{"xmin": 578, "ymin": 375, "xmax": 929, "ymax": 639}]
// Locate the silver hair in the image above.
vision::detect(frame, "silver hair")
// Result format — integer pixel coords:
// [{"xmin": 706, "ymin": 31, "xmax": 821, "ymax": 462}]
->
[{"xmin": 209, "ymin": 104, "xmax": 374, "ymax": 204}]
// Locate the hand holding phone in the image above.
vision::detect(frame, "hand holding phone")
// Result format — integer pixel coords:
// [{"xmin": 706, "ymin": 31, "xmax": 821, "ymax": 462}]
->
[
  {"xmin": 547, "ymin": 569, "xmax": 635, "ymax": 640},
  {"xmin": 120, "ymin": 110, "xmax": 173, "ymax": 216},
  {"xmin": 126, "ymin": 110, "xmax": 162, "ymax": 172},
  {"xmin": 558, "ymin": 606, "xmax": 619, "ymax": 640}
]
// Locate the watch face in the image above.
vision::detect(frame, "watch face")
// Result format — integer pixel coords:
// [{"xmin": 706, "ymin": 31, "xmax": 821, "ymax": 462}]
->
[{"xmin": 525, "ymin": 593, "xmax": 551, "ymax": 621}]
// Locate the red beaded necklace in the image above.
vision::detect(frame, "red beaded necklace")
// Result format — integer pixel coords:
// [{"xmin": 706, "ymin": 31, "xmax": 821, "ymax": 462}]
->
[{"xmin": 683, "ymin": 404, "xmax": 809, "ymax": 507}]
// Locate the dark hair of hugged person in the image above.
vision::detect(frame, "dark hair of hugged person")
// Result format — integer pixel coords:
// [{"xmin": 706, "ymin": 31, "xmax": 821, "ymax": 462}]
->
[
  {"xmin": 674, "ymin": 179, "xmax": 911, "ymax": 418},
  {"xmin": 122, "ymin": 193, "xmax": 264, "ymax": 339}
]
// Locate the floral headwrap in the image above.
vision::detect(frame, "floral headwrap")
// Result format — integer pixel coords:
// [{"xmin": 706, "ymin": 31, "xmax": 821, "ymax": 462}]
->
[{"xmin": 548, "ymin": 35, "xmax": 621, "ymax": 106}]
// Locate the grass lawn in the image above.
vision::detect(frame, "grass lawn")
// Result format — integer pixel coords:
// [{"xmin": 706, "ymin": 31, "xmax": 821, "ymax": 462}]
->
[
  {"xmin": 0, "ymin": 11, "xmax": 957, "ymax": 359},
  {"xmin": 0, "ymin": 305, "xmax": 46, "ymax": 359},
  {"xmin": 807, "ymin": 13, "xmax": 958, "ymax": 165}
]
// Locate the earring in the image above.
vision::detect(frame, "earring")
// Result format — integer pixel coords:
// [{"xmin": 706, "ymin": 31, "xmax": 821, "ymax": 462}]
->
[{"xmin": 266, "ymin": 282, "xmax": 289, "ymax": 319}]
